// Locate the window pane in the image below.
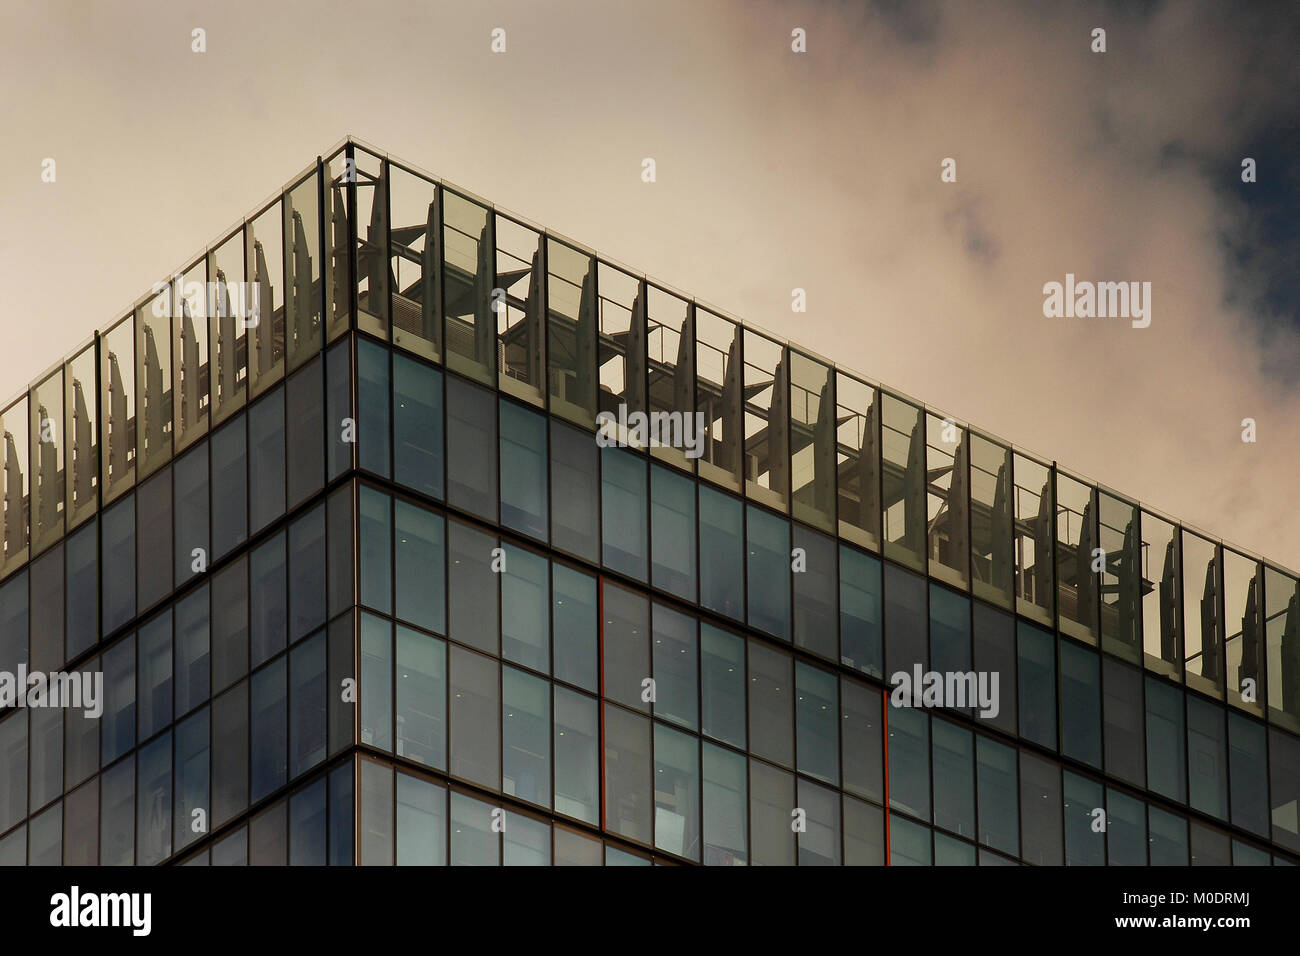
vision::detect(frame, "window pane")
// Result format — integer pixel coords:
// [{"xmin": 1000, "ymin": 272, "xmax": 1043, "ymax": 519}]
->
[
  {"xmin": 174, "ymin": 707, "xmax": 209, "ymax": 853},
  {"xmin": 395, "ymin": 500, "xmax": 445, "ymax": 635},
  {"xmin": 1017, "ymin": 621, "xmax": 1056, "ymax": 749},
  {"xmin": 652, "ymin": 603, "xmax": 697, "ymax": 731},
  {"xmin": 1145, "ymin": 675, "xmax": 1187, "ymax": 803},
  {"xmin": 397, "ymin": 626, "xmax": 446, "ymax": 770},
  {"xmin": 747, "ymin": 641, "xmax": 793, "ymax": 767},
  {"xmin": 793, "ymin": 525, "xmax": 837, "ymax": 660},
  {"xmin": 973, "ymin": 603, "xmax": 1016, "ymax": 735},
  {"xmin": 448, "ymin": 520, "xmax": 499, "ymax": 654},
  {"xmin": 884, "ymin": 563, "xmax": 926, "ymax": 678},
  {"xmin": 210, "ymin": 414, "xmax": 247, "ymax": 560},
  {"xmin": 1063, "ymin": 771, "xmax": 1104, "ymax": 866},
  {"xmin": 503, "ymin": 666, "xmax": 550, "ymax": 808},
  {"xmin": 549, "ymin": 420, "xmax": 598, "ymax": 562},
  {"xmin": 749, "ymin": 758, "xmax": 795, "ymax": 866},
  {"xmin": 746, "ymin": 505, "xmax": 791, "ymax": 640},
  {"xmin": 552, "ymin": 564, "xmax": 597, "ymax": 692},
  {"xmin": 250, "ymin": 532, "xmax": 287, "ymax": 667},
  {"xmin": 360, "ymin": 614, "xmax": 393, "ymax": 751},
  {"xmin": 289, "ymin": 632, "xmax": 326, "ymax": 778},
  {"xmin": 502, "ymin": 545, "xmax": 548, "ymax": 672},
  {"xmin": 700, "ymin": 624, "xmax": 745, "ymax": 748},
  {"xmin": 449, "ymin": 791, "xmax": 499, "ymax": 865},
  {"xmin": 101, "ymin": 496, "xmax": 135, "ymax": 636},
  {"xmin": 174, "ymin": 443, "xmax": 208, "ymax": 587},
  {"xmin": 0, "ymin": 713, "xmax": 27, "ymax": 833},
  {"xmin": 1187, "ymin": 695, "xmax": 1228, "ymax": 820},
  {"xmin": 553, "ymin": 687, "xmax": 599, "ymax": 825},
  {"xmin": 248, "ymin": 387, "xmax": 285, "ymax": 533},
  {"xmin": 650, "ymin": 465, "xmax": 696, "ymax": 602},
  {"xmin": 603, "ymin": 583, "xmax": 650, "ymax": 712},
  {"xmin": 285, "ymin": 359, "xmax": 324, "ymax": 507},
  {"xmin": 796, "ymin": 661, "xmax": 838, "ymax": 785},
  {"xmin": 357, "ymin": 340, "xmax": 391, "ymax": 478},
  {"xmin": 289, "ymin": 506, "xmax": 327, "ymax": 641},
  {"xmin": 798, "ymin": 779, "xmax": 841, "ymax": 866},
  {"xmin": 1060, "ymin": 640, "xmax": 1101, "ymax": 767},
  {"xmin": 393, "ymin": 354, "xmax": 443, "ymax": 498},
  {"xmin": 888, "ymin": 704, "xmax": 929, "ymax": 821},
  {"xmin": 251, "ymin": 657, "xmax": 287, "ymax": 802},
  {"xmin": 212, "ymin": 681, "xmax": 248, "ymax": 826},
  {"xmin": 842, "ymin": 677, "xmax": 883, "ymax": 802},
  {"xmin": 1268, "ymin": 727, "xmax": 1300, "ymax": 852},
  {"xmin": 136, "ymin": 468, "xmax": 172, "ymax": 611},
  {"xmin": 929, "ymin": 584, "xmax": 971, "ymax": 713},
  {"xmin": 702, "ymin": 742, "xmax": 747, "ymax": 866},
  {"xmin": 212, "ymin": 557, "xmax": 248, "ymax": 692},
  {"xmin": 601, "ymin": 446, "xmax": 647, "ymax": 581},
  {"xmin": 1107, "ymin": 788, "xmax": 1147, "ymax": 865},
  {"xmin": 932, "ymin": 718, "xmax": 975, "ymax": 840},
  {"xmin": 450, "ymin": 645, "xmax": 500, "ymax": 789},
  {"xmin": 890, "ymin": 815, "xmax": 931, "ymax": 866},
  {"xmin": 100, "ymin": 754, "xmax": 134, "ymax": 866},
  {"xmin": 976, "ymin": 735, "xmax": 1018, "ymax": 857},
  {"xmin": 881, "ymin": 393, "xmax": 925, "ymax": 571},
  {"xmin": 699, "ymin": 486, "xmax": 744, "ymax": 621},
  {"xmin": 446, "ymin": 375, "xmax": 497, "ymax": 520},
  {"xmin": 289, "ymin": 778, "xmax": 327, "ymax": 866},
  {"xmin": 396, "ymin": 772, "xmax": 446, "ymax": 866},
  {"xmin": 102, "ymin": 634, "xmax": 135, "ymax": 764},
  {"xmin": 360, "ymin": 760, "xmax": 393, "ymax": 866},
  {"xmin": 1019, "ymin": 752, "xmax": 1062, "ymax": 865},
  {"xmin": 359, "ymin": 486, "xmax": 392, "ymax": 615},
  {"xmin": 500, "ymin": 400, "xmax": 548, "ymax": 541},
  {"xmin": 138, "ymin": 610, "xmax": 173, "ymax": 740},
  {"xmin": 843, "ymin": 795, "xmax": 885, "ymax": 866},
  {"xmin": 654, "ymin": 724, "xmax": 700, "ymax": 861},
  {"xmin": 1228, "ymin": 712, "xmax": 1268, "ymax": 837},
  {"xmin": 839, "ymin": 545, "xmax": 883, "ymax": 678},
  {"xmin": 66, "ymin": 522, "xmax": 98, "ymax": 659},
  {"xmin": 29, "ymin": 705, "xmax": 60, "ymax": 813},
  {"xmin": 1149, "ymin": 806, "xmax": 1189, "ymax": 865},
  {"xmin": 1102, "ymin": 657, "xmax": 1144, "ymax": 786},
  {"xmin": 603, "ymin": 704, "xmax": 652, "ymax": 845},
  {"xmin": 136, "ymin": 731, "xmax": 172, "ymax": 865}
]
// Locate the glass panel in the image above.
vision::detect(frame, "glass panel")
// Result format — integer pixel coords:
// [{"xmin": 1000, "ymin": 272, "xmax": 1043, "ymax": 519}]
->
[
  {"xmin": 360, "ymin": 614, "xmax": 393, "ymax": 751},
  {"xmin": 976, "ymin": 735, "xmax": 1018, "ymax": 857},
  {"xmin": 695, "ymin": 308, "xmax": 742, "ymax": 489},
  {"xmin": 1102, "ymin": 657, "xmax": 1144, "ymax": 785},
  {"xmin": 841, "ymin": 677, "xmax": 883, "ymax": 802},
  {"xmin": 747, "ymin": 504, "xmax": 791, "ymax": 640},
  {"xmin": 212, "ymin": 556, "xmax": 248, "ymax": 692},
  {"xmin": 450, "ymin": 645, "xmax": 500, "ymax": 789},
  {"xmin": 969, "ymin": 433, "xmax": 1012, "ymax": 609},
  {"xmin": 1063, "ymin": 771, "xmax": 1104, "ymax": 866},
  {"xmin": 208, "ymin": 228, "xmax": 248, "ymax": 423},
  {"xmin": 552, "ymin": 564, "xmax": 597, "ymax": 692},
  {"xmin": 250, "ymin": 656, "xmax": 287, "ymax": 801},
  {"xmin": 650, "ymin": 464, "xmax": 696, "ymax": 602},
  {"xmin": 596, "ymin": 264, "xmax": 643, "ymax": 421},
  {"xmin": 1141, "ymin": 510, "xmax": 1181, "ymax": 679},
  {"xmin": 1056, "ymin": 472, "xmax": 1098, "ymax": 642},
  {"xmin": 324, "ymin": 151, "xmax": 351, "ymax": 342},
  {"xmin": 553, "ymin": 687, "xmax": 599, "ymax": 825},
  {"xmin": 391, "ymin": 353, "xmax": 442, "ymax": 497},
  {"xmin": 446, "ymin": 375, "xmax": 496, "ymax": 520},
  {"xmin": 65, "ymin": 344, "xmax": 98, "ymax": 529},
  {"xmin": 396, "ymin": 626, "xmax": 446, "ymax": 770},
  {"xmin": 702, "ymin": 742, "xmax": 746, "ymax": 865},
  {"xmin": 932, "ymin": 718, "xmax": 975, "ymax": 840},
  {"xmin": 1222, "ymin": 548, "xmax": 1263, "ymax": 713},
  {"xmin": 100, "ymin": 316, "xmax": 135, "ymax": 503},
  {"xmin": 502, "ymin": 544, "xmax": 548, "ymax": 672},
  {"xmin": 248, "ymin": 387, "xmax": 285, "ymax": 533},
  {"xmin": 889, "ymin": 816, "xmax": 930, "ymax": 866},
  {"xmin": 138, "ymin": 610, "xmax": 173, "ymax": 740},
  {"xmin": 700, "ymin": 623, "xmax": 745, "ymax": 748},
  {"xmin": 396, "ymin": 772, "xmax": 445, "ymax": 865},
  {"xmin": 289, "ymin": 505, "xmax": 326, "ymax": 641},
  {"xmin": 174, "ymin": 443, "xmax": 208, "ymax": 587},
  {"xmin": 645, "ymin": 284, "xmax": 694, "ymax": 470},
  {"xmin": 29, "ymin": 368, "xmax": 63, "ymax": 554},
  {"xmin": 748, "ymin": 640, "xmax": 793, "ymax": 767},
  {"xmin": 174, "ymin": 707, "xmax": 209, "ymax": 853},
  {"xmin": 502, "ymin": 666, "xmax": 550, "ymax": 808},
  {"xmin": 749, "ymin": 758, "xmax": 795, "ymax": 866},
  {"xmin": 1183, "ymin": 532, "xmax": 1223, "ymax": 697},
  {"xmin": 796, "ymin": 661, "xmax": 838, "ymax": 785},
  {"xmin": 289, "ymin": 631, "xmax": 326, "ymax": 777},
  {"xmin": 843, "ymin": 795, "xmax": 884, "ymax": 866},
  {"xmin": 604, "ymin": 704, "xmax": 652, "ymax": 845},
  {"xmin": 888, "ymin": 704, "xmax": 929, "ymax": 821},
  {"xmin": 246, "ymin": 198, "xmax": 285, "ymax": 396},
  {"xmin": 250, "ymin": 531, "xmax": 286, "ymax": 667},
  {"xmin": 1268, "ymin": 727, "xmax": 1300, "ymax": 852},
  {"xmin": 1019, "ymin": 752, "xmax": 1062, "ymax": 865},
  {"xmin": 494, "ymin": 218, "xmax": 545, "ymax": 404},
  {"xmin": 212, "ymin": 681, "xmax": 248, "ymax": 826},
  {"xmin": 742, "ymin": 331, "xmax": 787, "ymax": 509},
  {"xmin": 926, "ymin": 412, "xmax": 968, "ymax": 587},
  {"xmin": 839, "ymin": 545, "xmax": 883, "ymax": 677},
  {"xmin": 884, "ymin": 563, "xmax": 926, "ymax": 678},
  {"xmin": 654, "ymin": 724, "xmax": 700, "ymax": 861},
  {"xmin": 500, "ymin": 399, "xmax": 548, "ymax": 541},
  {"xmin": 1012, "ymin": 454, "xmax": 1053, "ymax": 625},
  {"xmin": 1149, "ymin": 806, "xmax": 1189, "ymax": 864},
  {"xmin": 603, "ymin": 583, "xmax": 649, "ymax": 712},
  {"xmin": 601, "ymin": 446, "xmax": 647, "ymax": 581},
  {"xmin": 1106, "ymin": 788, "xmax": 1147, "ymax": 865},
  {"xmin": 136, "ymin": 467, "xmax": 172, "ymax": 611},
  {"xmin": 354, "ymin": 151, "xmax": 390, "ymax": 340},
  {"xmin": 389, "ymin": 165, "xmax": 442, "ymax": 359},
  {"xmin": 360, "ymin": 760, "xmax": 393, "ymax": 866},
  {"xmin": 101, "ymin": 496, "xmax": 134, "ymax": 636},
  {"xmin": 136, "ymin": 288, "xmax": 173, "ymax": 478},
  {"xmin": 210, "ymin": 414, "xmax": 247, "ymax": 560},
  {"xmin": 880, "ymin": 393, "xmax": 925, "ymax": 572},
  {"xmin": 66, "ymin": 522, "xmax": 97, "ymax": 659},
  {"xmin": 1187, "ymin": 695, "xmax": 1228, "ymax": 821},
  {"xmin": 442, "ymin": 189, "xmax": 496, "ymax": 385},
  {"xmin": 395, "ymin": 500, "xmax": 445, "ymax": 635},
  {"xmin": 543, "ymin": 235, "xmax": 597, "ymax": 417},
  {"xmin": 285, "ymin": 359, "xmax": 323, "ymax": 507},
  {"xmin": 929, "ymin": 584, "xmax": 971, "ymax": 715},
  {"xmin": 359, "ymin": 486, "xmax": 391, "ymax": 615},
  {"xmin": 971, "ymin": 605, "xmax": 1015, "ymax": 734},
  {"xmin": 1265, "ymin": 565, "xmax": 1300, "ymax": 733},
  {"xmin": 175, "ymin": 586, "xmax": 210, "ymax": 717},
  {"xmin": 289, "ymin": 777, "xmax": 327, "ymax": 866},
  {"xmin": 793, "ymin": 525, "xmax": 836, "ymax": 660},
  {"xmin": 101, "ymin": 754, "xmax": 134, "ymax": 865},
  {"xmin": 1228, "ymin": 712, "xmax": 1268, "ymax": 836},
  {"xmin": 1145, "ymin": 675, "xmax": 1187, "ymax": 803},
  {"xmin": 549, "ymin": 420, "xmax": 598, "ymax": 562},
  {"xmin": 1059, "ymin": 640, "xmax": 1101, "ymax": 768},
  {"xmin": 448, "ymin": 520, "xmax": 498, "ymax": 654},
  {"xmin": 699, "ymin": 485, "xmax": 743, "ymax": 621},
  {"xmin": 326, "ymin": 338, "xmax": 352, "ymax": 480},
  {"xmin": 789, "ymin": 351, "xmax": 834, "ymax": 531},
  {"xmin": 652, "ymin": 603, "xmax": 697, "ymax": 730},
  {"xmin": 1017, "ymin": 621, "xmax": 1056, "ymax": 749},
  {"xmin": 283, "ymin": 170, "xmax": 322, "ymax": 372},
  {"xmin": 29, "ymin": 548, "xmax": 61, "ymax": 672},
  {"xmin": 357, "ymin": 339, "xmax": 390, "ymax": 478},
  {"xmin": 835, "ymin": 373, "xmax": 879, "ymax": 549},
  {"xmin": 1099, "ymin": 491, "xmax": 1141, "ymax": 662}
]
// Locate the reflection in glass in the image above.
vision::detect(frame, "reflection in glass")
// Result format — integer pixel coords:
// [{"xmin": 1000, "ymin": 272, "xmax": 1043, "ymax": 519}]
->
[
  {"xmin": 1182, "ymin": 532, "xmax": 1222, "ymax": 697},
  {"xmin": 389, "ymin": 165, "xmax": 442, "ymax": 359},
  {"xmin": 29, "ymin": 369, "xmax": 63, "ymax": 554},
  {"xmin": 1099, "ymin": 491, "xmax": 1141, "ymax": 662},
  {"xmin": 925, "ymin": 412, "xmax": 968, "ymax": 587},
  {"xmin": 742, "ymin": 330, "xmax": 788, "ymax": 509},
  {"xmin": 695, "ymin": 309, "xmax": 742, "ymax": 489},
  {"xmin": 881, "ymin": 393, "xmax": 924, "ymax": 571},
  {"xmin": 1012, "ymin": 454, "xmax": 1053, "ymax": 626},
  {"xmin": 1056, "ymin": 472, "xmax": 1098, "ymax": 643}
]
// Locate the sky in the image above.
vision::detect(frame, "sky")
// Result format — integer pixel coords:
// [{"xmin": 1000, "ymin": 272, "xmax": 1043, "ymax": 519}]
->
[{"xmin": 1, "ymin": 0, "xmax": 1298, "ymax": 568}]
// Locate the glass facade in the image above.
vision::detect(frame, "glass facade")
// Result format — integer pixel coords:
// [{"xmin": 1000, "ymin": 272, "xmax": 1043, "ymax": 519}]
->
[{"xmin": 0, "ymin": 137, "xmax": 1297, "ymax": 866}]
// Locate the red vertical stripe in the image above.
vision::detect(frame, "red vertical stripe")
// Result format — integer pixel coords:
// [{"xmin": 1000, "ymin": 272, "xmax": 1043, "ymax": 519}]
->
[
  {"xmin": 598, "ymin": 577, "xmax": 606, "ymax": 833},
  {"xmin": 882, "ymin": 689, "xmax": 890, "ymax": 866}
]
